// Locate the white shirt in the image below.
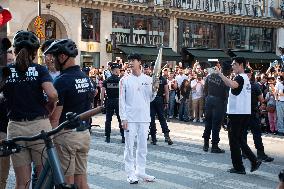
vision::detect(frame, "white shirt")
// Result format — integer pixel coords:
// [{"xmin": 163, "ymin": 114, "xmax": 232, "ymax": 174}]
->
[
  {"xmin": 119, "ymin": 73, "xmax": 155, "ymax": 123},
  {"xmin": 176, "ymin": 74, "xmax": 188, "ymax": 88},
  {"xmin": 168, "ymin": 79, "xmax": 177, "ymax": 91},
  {"xmin": 190, "ymin": 79, "xmax": 204, "ymax": 100},
  {"xmin": 227, "ymin": 74, "xmax": 251, "ymax": 114},
  {"xmin": 275, "ymin": 82, "xmax": 284, "ymax": 102}
]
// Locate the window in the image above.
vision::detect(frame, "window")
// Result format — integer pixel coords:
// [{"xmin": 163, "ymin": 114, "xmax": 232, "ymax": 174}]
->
[
  {"xmin": 249, "ymin": 27, "xmax": 273, "ymax": 51},
  {"xmin": 81, "ymin": 8, "xmax": 100, "ymax": 42},
  {"xmin": 112, "ymin": 12, "xmax": 170, "ymax": 46},
  {"xmin": 227, "ymin": 25, "xmax": 246, "ymax": 49},
  {"xmin": 226, "ymin": 25, "xmax": 273, "ymax": 51},
  {"xmin": 113, "ymin": 13, "xmax": 131, "ymax": 29},
  {"xmin": 179, "ymin": 20, "xmax": 218, "ymax": 48}
]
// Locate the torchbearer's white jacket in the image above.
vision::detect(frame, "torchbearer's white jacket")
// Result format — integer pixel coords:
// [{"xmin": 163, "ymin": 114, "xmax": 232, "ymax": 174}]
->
[{"xmin": 119, "ymin": 73, "xmax": 156, "ymax": 123}]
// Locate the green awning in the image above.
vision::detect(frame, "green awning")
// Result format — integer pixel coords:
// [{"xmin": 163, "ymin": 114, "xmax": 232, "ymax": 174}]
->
[
  {"xmin": 230, "ymin": 51, "xmax": 281, "ymax": 63},
  {"xmin": 116, "ymin": 45, "xmax": 181, "ymax": 61},
  {"xmin": 184, "ymin": 48, "xmax": 230, "ymax": 61}
]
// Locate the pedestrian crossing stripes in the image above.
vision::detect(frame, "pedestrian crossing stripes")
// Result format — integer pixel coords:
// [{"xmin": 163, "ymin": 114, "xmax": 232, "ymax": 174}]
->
[
  {"xmin": 87, "ymin": 130, "xmax": 280, "ymax": 189},
  {"xmin": 5, "ymin": 116, "xmax": 283, "ymax": 189}
]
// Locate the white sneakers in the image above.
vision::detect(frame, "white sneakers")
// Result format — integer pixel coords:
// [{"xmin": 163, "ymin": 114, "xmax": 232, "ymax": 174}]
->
[
  {"xmin": 127, "ymin": 176, "xmax": 139, "ymax": 184},
  {"xmin": 135, "ymin": 173, "xmax": 156, "ymax": 182},
  {"xmin": 127, "ymin": 173, "xmax": 156, "ymax": 184},
  {"xmin": 193, "ymin": 119, "xmax": 197, "ymax": 122}
]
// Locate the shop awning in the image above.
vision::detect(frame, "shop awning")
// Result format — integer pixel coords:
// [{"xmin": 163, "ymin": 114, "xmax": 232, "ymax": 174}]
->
[
  {"xmin": 183, "ymin": 48, "xmax": 231, "ymax": 61},
  {"xmin": 230, "ymin": 51, "xmax": 281, "ymax": 63},
  {"xmin": 116, "ymin": 45, "xmax": 181, "ymax": 61}
]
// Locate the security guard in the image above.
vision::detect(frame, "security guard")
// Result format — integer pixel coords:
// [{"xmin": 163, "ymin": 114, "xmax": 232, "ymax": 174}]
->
[
  {"xmin": 101, "ymin": 63, "xmax": 124, "ymax": 143},
  {"xmin": 46, "ymin": 39, "xmax": 94, "ymax": 188},
  {"xmin": 149, "ymin": 65, "xmax": 173, "ymax": 145},
  {"xmin": 202, "ymin": 62, "xmax": 231, "ymax": 153}
]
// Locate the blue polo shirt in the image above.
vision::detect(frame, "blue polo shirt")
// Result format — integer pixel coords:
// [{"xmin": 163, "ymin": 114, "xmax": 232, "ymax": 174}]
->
[
  {"xmin": 3, "ymin": 63, "xmax": 52, "ymax": 120},
  {"xmin": 53, "ymin": 66, "xmax": 95, "ymax": 124}
]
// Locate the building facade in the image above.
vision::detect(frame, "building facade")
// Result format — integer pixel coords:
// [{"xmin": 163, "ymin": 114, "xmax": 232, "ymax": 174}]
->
[{"xmin": 1, "ymin": 0, "xmax": 284, "ymax": 67}]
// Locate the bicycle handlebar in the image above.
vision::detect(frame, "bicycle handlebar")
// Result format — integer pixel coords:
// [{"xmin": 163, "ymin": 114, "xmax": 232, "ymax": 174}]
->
[{"xmin": 0, "ymin": 106, "xmax": 103, "ymax": 157}]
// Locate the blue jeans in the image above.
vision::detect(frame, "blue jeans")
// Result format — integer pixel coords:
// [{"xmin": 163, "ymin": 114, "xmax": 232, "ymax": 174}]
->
[
  {"xmin": 168, "ymin": 91, "xmax": 176, "ymax": 117},
  {"xmin": 202, "ymin": 96, "xmax": 226, "ymax": 144},
  {"xmin": 179, "ymin": 98, "xmax": 189, "ymax": 121},
  {"xmin": 276, "ymin": 101, "xmax": 284, "ymax": 133}
]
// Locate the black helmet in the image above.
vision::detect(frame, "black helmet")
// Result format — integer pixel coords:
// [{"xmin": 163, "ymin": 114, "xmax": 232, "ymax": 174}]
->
[
  {"xmin": 13, "ymin": 30, "xmax": 40, "ymax": 49},
  {"xmin": 44, "ymin": 39, "xmax": 78, "ymax": 57}
]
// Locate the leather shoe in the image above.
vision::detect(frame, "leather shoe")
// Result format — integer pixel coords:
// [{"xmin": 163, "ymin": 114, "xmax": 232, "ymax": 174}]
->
[
  {"xmin": 105, "ymin": 136, "xmax": 110, "ymax": 143},
  {"xmin": 151, "ymin": 140, "xmax": 157, "ymax": 145},
  {"xmin": 258, "ymin": 154, "xmax": 274, "ymax": 162},
  {"xmin": 251, "ymin": 160, "xmax": 262, "ymax": 172},
  {"xmin": 227, "ymin": 168, "xmax": 246, "ymax": 175}
]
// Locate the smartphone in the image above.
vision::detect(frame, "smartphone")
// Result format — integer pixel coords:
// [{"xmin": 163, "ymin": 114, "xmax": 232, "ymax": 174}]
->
[{"xmin": 207, "ymin": 67, "xmax": 216, "ymax": 75}]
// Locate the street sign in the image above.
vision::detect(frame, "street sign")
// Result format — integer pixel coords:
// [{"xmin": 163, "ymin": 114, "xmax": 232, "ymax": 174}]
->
[
  {"xmin": 34, "ymin": 16, "xmax": 43, "ymax": 27},
  {"xmin": 34, "ymin": 16, "xmax": 45, "ymax": 39},
  {"xmin": 36, "ymin": 28, "xmax": 45, "ymax": 39}
]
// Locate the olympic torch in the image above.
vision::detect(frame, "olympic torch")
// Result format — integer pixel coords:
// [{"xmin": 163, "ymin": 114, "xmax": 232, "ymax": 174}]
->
[{"xmin": 152, "ymin": 46, "xmax": 163, "ymax": 93}]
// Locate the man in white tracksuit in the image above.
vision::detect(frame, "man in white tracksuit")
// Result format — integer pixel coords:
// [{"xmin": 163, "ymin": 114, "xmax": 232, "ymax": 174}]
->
[{"xmin": 119, "ymin": 53, "xmax": 156, "ymax": 184}]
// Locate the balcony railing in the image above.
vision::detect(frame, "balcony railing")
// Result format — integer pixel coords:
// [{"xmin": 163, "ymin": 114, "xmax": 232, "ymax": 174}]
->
[{"xmin": 114, "ymin": 0, "xmax": 283, "ymax": 19}]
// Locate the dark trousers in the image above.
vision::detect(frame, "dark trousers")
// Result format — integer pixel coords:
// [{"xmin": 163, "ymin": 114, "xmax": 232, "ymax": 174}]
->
[
  {"xmin": 202, "ymin": 96, "xmax": 226, "ymax": 144},
  {"xmin": 243, "ymin": 113, "xmax": 264, "ymax": 152},
  {"xmin": 105, "ymin": 98, "xmax": 124, "ymax": 137},
  {"xmin": 150, "ymin": 96, "xmax": 170, "ymax": 136},
  {"xmin": 228, "ymin": 114, "xmax": 257, "ymax": 170}
]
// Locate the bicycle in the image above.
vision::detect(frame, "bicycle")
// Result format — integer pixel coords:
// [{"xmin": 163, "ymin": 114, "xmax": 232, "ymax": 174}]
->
[{"xmin": 0, "ymin": 107, "xmax": 103, "ymax": 189}]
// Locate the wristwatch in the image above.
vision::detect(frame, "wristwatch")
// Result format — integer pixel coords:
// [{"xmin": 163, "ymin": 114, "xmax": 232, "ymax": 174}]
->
[{"xmin": 279, "ymin": 170, "xmax": 284, "ymax": 182}]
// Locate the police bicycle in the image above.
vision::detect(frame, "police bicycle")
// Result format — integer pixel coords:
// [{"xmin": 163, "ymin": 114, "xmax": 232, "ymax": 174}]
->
[{"xmin": 0, "ymin": 107, "xmax": 102, "ymax": 189}]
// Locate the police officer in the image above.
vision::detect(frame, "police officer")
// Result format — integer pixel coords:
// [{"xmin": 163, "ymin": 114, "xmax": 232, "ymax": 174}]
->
[
  {"xmin": 149, "ymin": 64, "xmax": 173, "ymax": 145},
  {"xmin": 46, "ymin": 39, "xmax": 95, "ymax": 189},
  {"xmin": 101, "ymin": 63, "xmax": 124, "ymax": 143},
  {"xmin": 202, "ymin": 62, "xmax": 231, "ymax": 153},
  {"xmin": 143, "ymin": 63, "xmax": 151, "ymax": 76}
]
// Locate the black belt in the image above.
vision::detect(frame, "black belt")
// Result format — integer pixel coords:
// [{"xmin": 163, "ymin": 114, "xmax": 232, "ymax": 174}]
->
[{"xmin": 9, "ymin": 115, "xmax": 48, "ymax": 122}]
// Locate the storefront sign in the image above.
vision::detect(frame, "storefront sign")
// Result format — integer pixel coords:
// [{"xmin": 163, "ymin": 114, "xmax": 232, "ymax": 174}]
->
[
  {"xmin": 87, "ymin": 42, "xmax": 96, "ymax": 52},
  {"xmin": 34, "ymin": 16, "xmax": 45, "ymax": 39}
]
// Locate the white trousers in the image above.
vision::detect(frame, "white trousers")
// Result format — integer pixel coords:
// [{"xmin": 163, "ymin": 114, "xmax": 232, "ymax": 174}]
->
[{"xmin": 124, "ymin": 122, "xmax": 149, "ymax": 177}]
